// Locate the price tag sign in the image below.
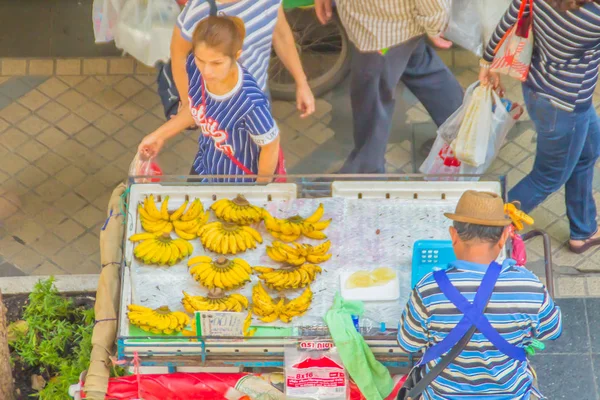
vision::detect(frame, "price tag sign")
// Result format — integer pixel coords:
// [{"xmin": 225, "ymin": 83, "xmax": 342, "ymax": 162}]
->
[{"xmin": 195, "ymin": 311, "xmax": 245, "ymax": 337}]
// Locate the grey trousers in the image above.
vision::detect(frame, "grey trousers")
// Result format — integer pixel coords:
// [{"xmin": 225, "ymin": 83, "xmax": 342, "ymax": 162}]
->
[{"xmin": 339, "ymin": 35, "xmax": 464, "ymax": 173}]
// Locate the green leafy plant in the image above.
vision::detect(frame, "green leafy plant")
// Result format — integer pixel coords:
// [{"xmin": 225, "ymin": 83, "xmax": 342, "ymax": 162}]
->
[{"xmin": 9, "ymin": 277, "xmax": 125, "ymax": 399}]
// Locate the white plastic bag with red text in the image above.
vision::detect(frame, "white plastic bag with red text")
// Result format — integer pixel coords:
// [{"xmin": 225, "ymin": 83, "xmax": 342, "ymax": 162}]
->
[{"xmin": 285, "ymin": 339, "xmax": 348, "ymax": 400}]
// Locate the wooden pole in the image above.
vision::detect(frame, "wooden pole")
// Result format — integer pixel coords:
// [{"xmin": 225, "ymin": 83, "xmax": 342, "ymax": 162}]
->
[{"xmin": 0, "ymin": 289, "xmax": 15, "ymax": 400}]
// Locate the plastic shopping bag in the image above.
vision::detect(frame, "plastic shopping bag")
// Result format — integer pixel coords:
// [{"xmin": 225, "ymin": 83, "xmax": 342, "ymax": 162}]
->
[
  {"xmin": 490, "ymin": 0, "xmax": 534, "ymax": 81},
  {"xmin": 92, "ymin": 0, "xmax": 124, "ymax": 43},
  {"xmin": 438, "ymin": 82, "xmax": 478, "ymax": 143},
  {"xmin": 444, "ymin": 0, "xmax": 483, "ymax": 56},
  {"xmin": 114, "ymin": 0, "xmax": 180, "ymax": 67},
  {"xmin": 128, "ymin": 152, "xmax": 163, "ymax": 183},
  {"xmin": 419, "ymin": 135, "xmax": 462, "ymax": 178},
  {"xmin": 477, "ymin": 0, "xmax": 512, "ymax": 44},
  {"xmin": 451, "ymin": 85, "xmax": 493, "ymax": 167}
]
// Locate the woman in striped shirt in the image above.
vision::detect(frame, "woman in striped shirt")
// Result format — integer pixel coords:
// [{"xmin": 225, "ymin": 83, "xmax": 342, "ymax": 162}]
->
[{"xmin": 480, "ymin": 0, "xmax": 600, "ymax": 254}]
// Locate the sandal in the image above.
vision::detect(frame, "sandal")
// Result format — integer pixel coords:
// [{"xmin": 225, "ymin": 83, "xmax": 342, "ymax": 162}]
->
[{"xmin": 569, "ymin": 237, "xmax": 600, "ymax": 254}]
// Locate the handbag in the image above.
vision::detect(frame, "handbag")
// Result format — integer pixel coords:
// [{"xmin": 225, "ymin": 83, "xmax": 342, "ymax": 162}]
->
[
  {"xmin": 397, "ymin": 262, "xmax": 501, "ymax": 400},
  {"xmin": 490, "ymin": 0, "xmax": 534, "ymax": 81}
]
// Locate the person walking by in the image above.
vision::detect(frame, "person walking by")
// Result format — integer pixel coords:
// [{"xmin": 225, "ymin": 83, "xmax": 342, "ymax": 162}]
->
[
  {"xmin": 314, "ymin": 0, "xmax": 464, "ymax": 174},
  {"xmin": 398, "ymin": 191, "xmax": 562, "ymax": 399},
  {"xmin": 480, "ymin": 0, "xmax": 600, "ymax": 254},
  {"xmin": 159, "ymin": 0, "xmax": 315, "ymax": 121},
  {"xmin": 139, "ymin": 16, "xmax": 280, "ymax": 182}
]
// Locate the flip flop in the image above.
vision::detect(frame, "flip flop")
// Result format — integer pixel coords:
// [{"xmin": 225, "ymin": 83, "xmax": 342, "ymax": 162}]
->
[{"xmin": 569, "ymin": 237, "xmax": 600, "ymax": 254}]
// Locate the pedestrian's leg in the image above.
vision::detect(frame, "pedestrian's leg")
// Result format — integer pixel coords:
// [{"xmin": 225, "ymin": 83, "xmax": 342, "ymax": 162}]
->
[
  {"xmin": 508, "ymin": 86, "xmax": 584, "ymax": 213},
  {"xmin": 340, "ymin": 38, "xmax": 421, "ymax": 173},
  {"xmin": 565, "ymin": 107, "xmax": 600, "ymax": 242},
  {"xmin": 156, "ymin": 61, "xmax": 181, "ymax": 120},
  {"xmin": 400, "ymin": 41, "xmax": 463, "ymax": 127}
]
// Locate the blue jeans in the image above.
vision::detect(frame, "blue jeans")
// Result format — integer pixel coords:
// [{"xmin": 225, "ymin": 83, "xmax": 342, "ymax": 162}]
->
[{"xmin": 509, "ymin": 85, "xmax": 600, "ymax": 240}]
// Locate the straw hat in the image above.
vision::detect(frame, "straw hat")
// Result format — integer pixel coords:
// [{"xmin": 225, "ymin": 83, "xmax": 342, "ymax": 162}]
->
[{"xmin": 444, "ymin": 190, "xmax": 511, "ymax": 227}]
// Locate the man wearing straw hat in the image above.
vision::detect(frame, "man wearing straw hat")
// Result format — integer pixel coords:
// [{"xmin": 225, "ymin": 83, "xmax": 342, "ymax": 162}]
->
[{"xmin": 397, "ymin": 191, "xmax": 562, "ymax": 399}]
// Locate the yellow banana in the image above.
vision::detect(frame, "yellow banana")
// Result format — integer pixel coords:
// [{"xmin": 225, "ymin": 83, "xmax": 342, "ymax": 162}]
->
[
  {"xmin": 129, "ymin": 232, "xmax": 157, "ymax": 242},
  {"xmin": 175, "ymin": 228, "xmax": 196, "ymax": 240},
  {"xmin": 170, "ymin": 199, "xmax": 189, "ymax": 221},
  {"xmin": 160, "ymin": 196, "xmax": 170, "ymax": 220},
  {"xmin": 304, "ymin": 230, "xmax": 327, "ymax": 240},
  {"xmin": 145, "ymin": 195, "xmax": 163, "ymax": 220},
  {"xmin": 306, "ymin": 253, "xmax": 332, "ymax": 263},
  {"xmin": 188, "ymin": 255, "xmax": 213, "ymax": 266},
  {"xmin": 305, "ymin": 203, "xmax": 324, "ymax": 223}
]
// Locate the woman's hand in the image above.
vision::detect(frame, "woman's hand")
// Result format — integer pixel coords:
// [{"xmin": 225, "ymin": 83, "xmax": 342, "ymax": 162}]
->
[
  {"xmin": 296, "ymin": 81, "xmax": 315, "ymax": 118},
  {"xmin": 479, "ymin": 65, "xmax": 505, "ymax": 96},
  {"xmin": 428, "ymin": 34, "xmax": 453, "ymax": 49},
  {"xmin": 138, "ymin": 133, "xmax": 165, "ymax": 160}
]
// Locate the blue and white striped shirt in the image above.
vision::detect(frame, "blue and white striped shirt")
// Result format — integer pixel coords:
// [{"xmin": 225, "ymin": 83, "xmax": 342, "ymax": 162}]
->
[
  {"xmin": 187, "ymin": 55, "xmax": 279, "ymax": 181},
  {"xmin": 483, "ymin": 0, "xmax": 600, "ymax": 112},
  {"xmin": 398, "ymin": 259, "xmax": 562, "ymax": 399},
  {"xmin": 177, "ymin": 0, "xmax": 281, "ymax": 91}
]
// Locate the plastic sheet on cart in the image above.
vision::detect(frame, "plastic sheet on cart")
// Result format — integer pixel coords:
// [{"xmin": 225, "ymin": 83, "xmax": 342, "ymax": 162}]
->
[{"xmin": 126, "ymin": 196, "xmax": 460, "ymax": 331}]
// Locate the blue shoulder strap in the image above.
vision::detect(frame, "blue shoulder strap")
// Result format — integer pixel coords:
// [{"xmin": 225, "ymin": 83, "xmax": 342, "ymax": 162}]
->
[
  {"xmin": 419, "ymin": 261, "xmax": 526, "ymax": 365},
  {"xmin": 207, "ymin": 0, "xmax": 218, "ymax": 16}
]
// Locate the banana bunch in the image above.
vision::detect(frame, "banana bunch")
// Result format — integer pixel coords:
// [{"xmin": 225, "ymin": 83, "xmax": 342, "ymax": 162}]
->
[
  {"xmin": 188, "ymin": 256, "xmax": 252, "ymax": 289},
  {"xmin": 252, "ymin": 282, "xmax": 312, "ymax": 323},
  {"xmin": 253, "ymin": 264, "xmax": 322, "ymax": 290},
  {"xmin": 211, "ymin": 194, "xmax": 264, "ymax": 225},
  {"xmin": 127, "ymin": 304, "xmax": 190, "ymax": 334},
  {"xmin": 130, "ymin": 232, "xmax": 193, "ymax": 265},
  {"xmin": 266, "ymin": 240, "xmax": 332, "ymax": 266},
  {"xmin": 198, "ymin": 221, "xmax": 263, "ymax": 255},
  {"xmin": 173, "ymin": 199, "xmax": 211, "ymax": 240},
  {"xmin": 263, "ymin": 204, "xmax": 331, "ymax": 242},
  {"xmin": 138, "ymin": 195, "xmax": 176, "ymax": 234},
  {"xmin": 182, "ymin": 290, "xmax": 249, "ymax": 313}
]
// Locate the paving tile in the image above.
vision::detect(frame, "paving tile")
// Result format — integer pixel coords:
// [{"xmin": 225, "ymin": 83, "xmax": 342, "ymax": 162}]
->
[
  {"xmin": 95, "ymin": 113, "xmax": 126, "ymax": 135},
  {"xmin": 453, "ymin": 49, "xmax": 479, "ymax": 68},
  {"xmin": 35, "ymin": 152, "xmax": 69, "ymax": 175},
  {"xmin": 406, "ymin": 107, "xmax": 431, "ymax": 124},
  {"xmin": 0, "ymin": 102, "xmax": 30, "ymax": 124},
  {"xmin": 37, "ymin": 126, "xmax": 69, "ymax": 148},
  {"xmin": 454, "ymin": 68, "xmax": 478, "ymax": 89},
  {"xmin": 54, "ymin": 165, "xmax": 87, "ymax": 187},
  {"xmin": 95, "ymin": 75, "xmax": 125, "ymax": 86},
  {"xmin": 56, "ymin": 114, "xmax": 88, "ymax": 136},
  {"xmin": 556, "ymin": 276, "xmax": 587, "ymax": 298},
  {"xmin": 132, "ymin": 113, "xmax": 163, "ymax": 133},
  {"xmin": 498, "ymin": 142, "xmax": 530, "ymax": 166},
  {"xmin": 271, "ymin": 101, "xmax": 296, "ymax": 120},
  {"xmin": 73, "ymin": 204, "xmax": 105, "ymax": 229},
  {"xmin": 544, "ymin": 298, "xmax": 589, "ymax": 353},
  {"xmin": 16, "ymin": 164, "xmax": 49, "ymax": 188},
  {"xmin": 20, "ymin": 76, "xmax": 49, "ymax": 89},
  {"xmin": 0, "ymin": 93, "xmax": 11, "ymax": 109},
  {"xmin": 28, "ymin": 60, "xmax": 54, "ymax": 76},
  {"xmin": 0, "ymin": 236, "xmax": 26, "ymax": 260},
  {"xmin": 10, "ymin": 247, "xmax": 45, "ymax": 274},
  {"xmin": 131, "ymin": 88, "xmax": 160, "ymax": 109},
  {"xmin": 16, "ymin": 192, "xmax": 45, "ymax": 217},
  {"xmin": 56, "ymin": 59, "xmax": 81, "ymax": 75},
  {"xmin": 13, "ymin": 219, "xmax": 45, "ymax": 245},
  {"xmin": 302, "ymin": 122, "xmax": 335, "ymax": 145},
  {"xmin": 542, "ymin": 192, "xmax": 567, "ymax": 217},
  {"xmin": 1, "ymin": 59, "xmax": 27, "ymax": 76},
  {"xmin": 72, "ymin": 232, "xmax": 99, "ymax": 256},
  {"xmin": 55, "ymin": 139, "xmax": 88, "ymax": 162},
  {"xmin": 113, "ymin": 151, "xmax": 137, "ymax": 173},
  {"xmin": 70, "ymin": 151, "xmax": 107, "ymax": 175},
  {"xmin": 30, "ymin": 261, "xmax": 65, "ymax": 276},
  {"xmin": 54, "ymin": 192, "xmax": 88, "ymax": 213},
  {"xmin": 576, "ymin": 260, "xmax": 600, "ymax": 273},
  {"xmin": 0, "ymin": 127, "xmax": 28, "ymax": 150},
  {"xmin": 0, "ymin": 152, "xmax": 28, "ymax": 175},
  {"xmin": 18, "ymin": 114, "xmax": 50, "ymax": 136},
  {"xmin": 95, "ymin": 89, "xmax": 127, "ymax": 110},
  {"xmin": 546, "ymin": 219, "xmax": 571, "ymax": 243},
  {"xmin": 35, "ymin": 101, "xmax": 70, "ymax": 123},
  {"xmin": 92, "ymin": 189, "xmax": 113, "ymax": 212},
  {"xmin": 74, "ymin": 125, "xmax": 107, "ymax": 148},
  {"xmin": 114, "ymin": 102, "xmax": 145, "ymax": 122},
  {"xmin": 112, "ymin": 125, "xmax": 145, "ymax": 148},
  {"xmin": 36, "ymin": 207, "xmax": 68, "ymax": 230},
  {"xmin": 531, "ymin": 354, "xmax": 596, "ymax": 400},
  {"xmin": 16, "ymin": 139, "xmax": 49, "ymax": 162},
  {"xmin": 0, "ymin": 196, "xmax": 19, "ymax": 220},
  {"xmin": 109, "ymin": 58, "xmax": 135, "ymax": 75},
  {"xmin": 53, "ymin": 218, "xmax": 86, "ymax": 243},
  {"xmin": 75, "ymin": 179, "xmax": 108, "ymax": 203},
  {"xmin": 74, "ymin": 257, "xmax": 102, "ymax": 274},
  {"xmin": 18, "ymin": 89, "xmax": 50, "ymax": 111},
  {"xmin": 0, "ymin": 118, "xmax": 9, "ymax": 134},
  {"xmin": 287, "ymin": 135, "xmax": 318, "ymax": 158},
  {"xmin": 386, "ymin": 145, "xmax": 412, "ymax": 169},
  {"xmin": 528, "ymin": 207, "xmax": 560, "ymax": 231},
  {"xmin": 74, "ymin": 76, "xmax": 107, "ymax": 97},
  {"xmin": 74, "ymin": 101, "xmax": 107, "ymax": 122},
  {"xmin": 0, "ymin": 170, "xmax": 8, "ymax": 186},
  {"xmin": 58, "ymin": 75, "xmax": 87, "ymax": 87},
  {"xmin": 114, "ymin": 76, "xmax": 144, "ymax": 98},
  {"xmin": 94, "ymin": 139, "xmax": 126, "ymax": 161},
  {"xmin": 37, "ymin": 77, "xmax": 70, "ymax": 98},
  {"xmin": 506, "ymin": 168, "xmax": 527, "ymax": 191},
  {"xmin": 34, "ymin": 179, "xmax": 69, "ymax": 202},
  {"xmin": 0, "ymin": 78, "xmax": 34, "ymax": 100},
  {"xmin": 83, "ymin": 58, "xmax": 108, "ymax": 75},
  {"xmin": 135, "ymin": 61, "xmax": 156, "ymax": 75},
  {"xmin": 0, "ymin": 262, "xmax": 26, "ymax": 277},
  {"xmin": 56, "ymin": 89, "xmax": 88, "ymax": 110},
  {"xmin": 51, "ymin": 246, "xmax": 87, "ymax": 273},
  {"xmin": 587, "ymin": 276, "xmax": 600, "ymax": 296},
  {"xmin": 0, "ymin": 178, "xmax": 29, "ymax": 197},
  {"xmin": 284, "ymin": 112, "xmax": 318, "ymax": 132},
  {"xmin": 584, "ymin": 298, "xmax": 600, "ymax": 354}
]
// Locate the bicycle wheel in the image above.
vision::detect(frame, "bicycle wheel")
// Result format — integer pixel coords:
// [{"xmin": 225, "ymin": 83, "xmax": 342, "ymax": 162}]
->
[{"xmin": 269, "ymin": 9, "xmax": 351, "ymax": 101}]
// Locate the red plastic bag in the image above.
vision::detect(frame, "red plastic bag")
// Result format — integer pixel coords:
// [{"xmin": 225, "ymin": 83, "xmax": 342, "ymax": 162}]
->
[
  {"xmin": 510, "ymin": 226, "xmax": 527, "ymax": 266},
  {"xmin": 128, "ymin": 152, "xmax": 162, "ymax": 183}
]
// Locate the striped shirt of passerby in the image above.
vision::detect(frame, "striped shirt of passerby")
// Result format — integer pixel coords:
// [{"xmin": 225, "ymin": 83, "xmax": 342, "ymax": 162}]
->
[
  {"xmin": 483, "ymin": 0, "xmax": 600, "ymax": 112},
  {"xmin": 398, "ymin": 259, "xmax": 562, "ymax": 399},
  {"xmin": 177, "ymin": 0, "xmax": 281, "ymax": 91},
  {"xmin": 334, "ymin": 0, "xmax": 451, "ymax": 52}
]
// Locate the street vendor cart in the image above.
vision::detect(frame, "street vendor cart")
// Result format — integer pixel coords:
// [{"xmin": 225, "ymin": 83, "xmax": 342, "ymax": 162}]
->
[{"xmin": 81, "ymin": 174, "xmax": 554, "ymax": 399}]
